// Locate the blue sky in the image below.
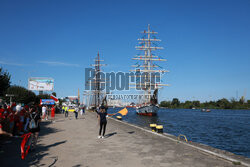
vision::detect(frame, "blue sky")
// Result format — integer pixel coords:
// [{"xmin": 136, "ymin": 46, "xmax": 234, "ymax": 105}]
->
[{"xmin": 0, "ymin": 0, "xmax": 250, "ymax": 102}]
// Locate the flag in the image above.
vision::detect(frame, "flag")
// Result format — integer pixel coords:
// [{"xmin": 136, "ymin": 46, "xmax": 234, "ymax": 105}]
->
[
  {"xmin": 50, "ymin": 95, "xmax": 58, "ymax": 102},
  {"xmin": 118, "ymin": 108, "xmax": 128, "ymax": 116},
  {"xmin": 21, "ymin": 132, "xmax": 32, "ymax": 160}
]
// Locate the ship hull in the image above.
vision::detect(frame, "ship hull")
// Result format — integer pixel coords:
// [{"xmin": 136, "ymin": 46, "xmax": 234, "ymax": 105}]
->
[{"xmin": 136, "ymin": 105, "xmax": 159, "ymax": 116}]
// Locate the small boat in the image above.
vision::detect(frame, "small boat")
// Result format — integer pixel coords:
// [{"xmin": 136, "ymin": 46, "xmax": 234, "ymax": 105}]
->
[{"xmin": 201, "ymin": 109, "xmax": 211, "ymax": 112}]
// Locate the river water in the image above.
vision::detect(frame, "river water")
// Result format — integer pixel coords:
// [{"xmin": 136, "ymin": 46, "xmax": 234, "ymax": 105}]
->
[{"xmin": 108, "ymin": 108, "xmax": 250, "ymax": 158}]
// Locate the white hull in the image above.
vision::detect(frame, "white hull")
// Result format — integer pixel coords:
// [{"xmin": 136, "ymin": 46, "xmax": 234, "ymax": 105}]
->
[{"xmin": 136, "ymin": 105, "xmax": 159, "ymax": 116}]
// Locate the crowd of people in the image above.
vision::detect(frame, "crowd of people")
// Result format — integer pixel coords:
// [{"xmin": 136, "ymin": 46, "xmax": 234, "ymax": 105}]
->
[
  {"xmin": 62, "ymin": 105, "xmax": 85, "ymax": 119},
  {"xmin": 0, "ymin": 102, "xmax": 88, "ymax": 136},
  {"xmin": 1, "ymin": 101, "xmax": 115, "ymax": 149},
  {"xmin": 0, "ymin": 103, "xmax": 57, "ymax": 137}
]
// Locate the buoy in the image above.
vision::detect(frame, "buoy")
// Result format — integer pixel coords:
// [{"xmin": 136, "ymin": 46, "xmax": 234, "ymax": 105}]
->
[
  {"xmin": 156, "ymin": 125, "xmax": 163, "ymax": 133},
  {"xmin": 116, "ymin": 116, "xmax": 122, "ymax": 120},
  {"xmin": 150, "ymin": 124, "xmax": 157, "ymax": 132}
]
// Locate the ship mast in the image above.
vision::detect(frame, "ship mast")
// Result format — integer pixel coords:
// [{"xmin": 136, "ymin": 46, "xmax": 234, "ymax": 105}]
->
[
  {"xmin": 89, "ymin": 52, "xmax": 106, "ymax": 109},
  {"xmin": 131, "ymin": 24, "xmax": 169, "ymax": 104}
]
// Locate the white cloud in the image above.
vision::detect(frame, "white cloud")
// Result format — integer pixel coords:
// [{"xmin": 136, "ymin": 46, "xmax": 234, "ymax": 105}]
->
[
  {"xmin": 38, "ymin": 61, "xmax": 80, "ymax": 67},
  {"xmin": 0, "ymin": 60, "xmax": 26, "ymax": 66}
]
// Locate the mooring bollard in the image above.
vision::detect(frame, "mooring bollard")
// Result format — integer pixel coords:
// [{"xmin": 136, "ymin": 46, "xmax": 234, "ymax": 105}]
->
[
  {"xmin": 156, "ymin": 125, "xmax": 163, "ymax": 133},
  {"xmin": 116, "ymin": 116, "xmax": 122, "ymax": 120},
  {"xmin": 150, "ymin": 124, "xmax": 157, "ymax": 132}
]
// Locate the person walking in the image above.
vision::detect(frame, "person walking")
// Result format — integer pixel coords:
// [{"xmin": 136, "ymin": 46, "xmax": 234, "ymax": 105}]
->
[
  {"xmin": 51, "ymin": 105, "xmax": 55, "ymax": 122},
  {"xmin": 42, "ymin": 105, "xmax": 47, "ymax": 120},
  {"xmin": 23, "ymin": 106, "xmax": 30, "ymax": 132},
  {"xmin": 64, "ymin": 106, "xmax": 68, "ymax": 118},
  {"xmin": 74, "ymin": 106, "xmax": 79, "ymax": 119},
  {"xmin": 97, "ymin": 105, "xmax": 115, "ymax": 139},
  {"xmin": 28, "ymin": 106, "xmax": 41, "ymax": 150},
  {"xmin": 62, "ymin": 106, "xmax": 65, "ymax": 114},
  {"xmin": 80, "ymin": 106, "xmax": 85, "ymax": 116}
]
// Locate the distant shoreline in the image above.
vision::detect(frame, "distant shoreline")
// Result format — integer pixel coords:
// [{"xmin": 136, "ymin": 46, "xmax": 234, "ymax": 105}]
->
[
  {"xmin": 160, "ymin": 98, "xmax": 250, "ymax": 110},
  {"xmin": 159, "ymin": 107, "xmax": 250, "ymax": 110}
]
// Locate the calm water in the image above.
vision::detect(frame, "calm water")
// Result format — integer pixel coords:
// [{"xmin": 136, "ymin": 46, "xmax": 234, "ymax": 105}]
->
[{"xmin": 109, "ymin": 108, "xmax": 250, "ymax": 158}]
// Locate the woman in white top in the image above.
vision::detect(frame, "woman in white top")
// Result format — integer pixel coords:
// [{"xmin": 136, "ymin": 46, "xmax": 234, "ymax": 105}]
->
[{"xmin": 42, "ymin": 105, "xmax": 47, "ymax": 120}]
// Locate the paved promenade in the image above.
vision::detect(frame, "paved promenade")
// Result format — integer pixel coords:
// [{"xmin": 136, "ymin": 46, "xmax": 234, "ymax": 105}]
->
[{"xmin": 1, "ymin": 112, "xmax": 249, "ymax": 167}]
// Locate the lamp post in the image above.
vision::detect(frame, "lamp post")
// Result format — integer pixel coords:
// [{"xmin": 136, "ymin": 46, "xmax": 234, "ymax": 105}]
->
[{"xmin": 5, "ymin": 94, "xmax": 15, "ymax": 105}]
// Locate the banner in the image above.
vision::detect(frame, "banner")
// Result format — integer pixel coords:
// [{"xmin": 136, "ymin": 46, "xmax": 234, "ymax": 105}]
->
[
  {"xmin": 40, "ymin": 99, "xmax": 55, "ymax": 105},
  {"xmin": 28, "ymin": 78, "xmax": 54, "ymax": 91}
]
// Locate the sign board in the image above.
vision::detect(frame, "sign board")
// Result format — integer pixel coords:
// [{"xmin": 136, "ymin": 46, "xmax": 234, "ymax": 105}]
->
[
  {"xmin": 40, "ymin": 99, "xmax": 55, "ymax": 105},
  {"xmin": 28, "ymin": 78, "xmax": 54, "ymax": 91},
  {"xmin": 66, "ymin": 96, "xmax": 79, "ymax": 104}
]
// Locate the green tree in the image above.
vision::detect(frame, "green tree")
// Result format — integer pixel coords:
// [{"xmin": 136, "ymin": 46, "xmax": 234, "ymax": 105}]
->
[
  {"xmin": 171, "ymin": 98, "xmax": 180, "ymax": 108},
  {"xmin": 5, "ymin": 86, "xmax": 36, "ymax": 104},
  {"xmin": 230, "ymin": 98, "xmax": 240, "ymax": 109},
  {"xmin": 208, "ymin": 101, "xmax": 216, "ymax": 108},
  {"xmin": 160, "ymin": 101, "xmax": 171, "ymax": 108},
  {"xmin": 192, "ymin": 101, "xmax": 200, "ymax": 108},
  {"xmin": 247, "ymin": 100, "xmax": 250, "ymax": 109},
  {"xmin": 183, "ymin": 101, "xmax": 193, "ymax": 109},
  {"xmin": 216, "ymin": 98, "xmax": 231, "ymax": 109},
  {"xmin": 239, "ymin": 96, "xmax": 245, "ymax": 105},
  {"xmin": 0, "ymin": 67, "xmax": 11, "ymax": 97}
]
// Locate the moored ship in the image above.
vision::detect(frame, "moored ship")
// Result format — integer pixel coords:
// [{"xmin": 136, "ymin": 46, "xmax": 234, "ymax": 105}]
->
[{"xmin": 131, "ymin": 25, "xmax": 169, "ymax": 116}]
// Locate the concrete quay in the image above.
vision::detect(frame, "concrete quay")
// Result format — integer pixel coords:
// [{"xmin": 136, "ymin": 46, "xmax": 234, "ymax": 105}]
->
[{"xmin": 0, "ymin": 111, "xmax": 249, "ymax": 167}]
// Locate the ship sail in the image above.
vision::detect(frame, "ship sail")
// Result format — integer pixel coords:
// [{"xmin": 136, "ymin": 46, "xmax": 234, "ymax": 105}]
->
[
  {"xmin": 150, "ymin": 89, "xmax": 158, "ymax": 105},
  {"xmin": 131, "ymin": 25, "xmax": 169, "ymax": 116}
]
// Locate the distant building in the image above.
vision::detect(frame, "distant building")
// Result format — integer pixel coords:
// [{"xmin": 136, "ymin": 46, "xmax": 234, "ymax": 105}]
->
[
  {"xmin": 107, "ymin": 99, "xmax": 125, "ymax": 107},
  {"xmin": 65, "ymin": 96, "xmax": 79, "ymax": 104}
]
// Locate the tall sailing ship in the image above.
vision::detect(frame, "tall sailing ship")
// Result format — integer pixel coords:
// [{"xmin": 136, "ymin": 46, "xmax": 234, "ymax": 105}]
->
[
  {"xmin": 84, "ymin": 52, "xmax": 106, "ymax": 110},
  {"xmin": 131, "ymin": 25, "xmax": 169, "ymax": 116}
]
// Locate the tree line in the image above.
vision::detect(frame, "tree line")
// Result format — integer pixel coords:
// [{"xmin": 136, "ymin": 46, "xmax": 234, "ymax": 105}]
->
[
  {"xmin": 0, "ymin": 67, "xmax": 56, "ymax": 105},
  {"xmin": 160, "ymin": 98, "xmax": 250, "ymax": 110}
]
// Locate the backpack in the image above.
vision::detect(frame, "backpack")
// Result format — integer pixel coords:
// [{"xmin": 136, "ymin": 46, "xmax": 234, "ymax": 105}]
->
[{"xmin": 29, "ymin": 113, "xmax": 38, "ymax": 129}]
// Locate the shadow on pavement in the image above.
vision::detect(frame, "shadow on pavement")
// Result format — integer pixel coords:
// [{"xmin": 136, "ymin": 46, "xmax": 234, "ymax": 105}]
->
[
  {"xmin": 105, "ymin": 132, "xmax": 117, "ymax": 138},
  {"xmin": 48, "ymin": 156, "xmax": 58, "ymax": 167},
  {"xmin": 72, "ymin": 164, "xmax": 82, "ymax": 167},
  {"xmin": 127, "ymin": 131, "xmax": 135, "ymax": 134},
  {"xmin": 0, "ymin": 120, "xmax": 63, "ymax": 167},
  {"xmin": 28, "ymin": 140, "xmax": 67, "ymax": 166},
  {"xmin": 39, "ymin": 121, "xmax": 64, "ymax": 137}
]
